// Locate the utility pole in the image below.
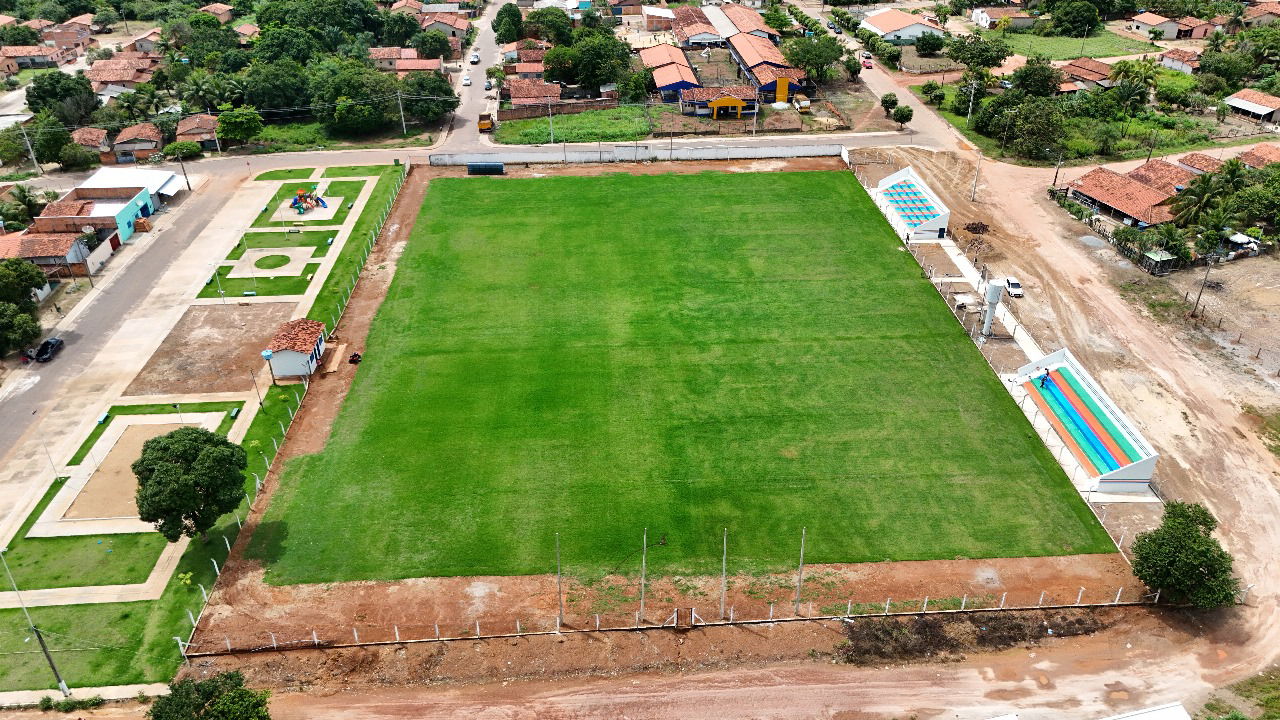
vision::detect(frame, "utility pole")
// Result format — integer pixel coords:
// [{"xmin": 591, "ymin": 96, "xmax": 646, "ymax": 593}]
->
[
  {"xmin": 965, "ymin": 78, "xmax": 979, "ymax": 127},
  {"xmin": 176, "ymin": 152, "xmax": 191, "ymax": 191},
  {"xmin": 793, "ymin": 527, "xmax": 806, "ymax": 616},
  {"xmin": 18, "ymin": 124, "xmax": 41, "ymax": 175},
  {"xmin": 1191, "ymin": 254, "xmax": 1216, "ymax": 317},
  {"xmin": 0, "ymin": 550, "xmax": 70, "ymax": 697},
  {"xmin": 396, "ymin": 91, "xmax": 407, "ymax": 136},
  {"xmin": 970, "ymin": 154, "xmax": 982, "ymax": 201},
  {"xmin": 547, "ymin": 101, "xmax": 555, "ymax": 144},
  {"xmin": 555, "ymin": 532, "xmax": 563, "ymax": 629},
  {"xmin": 639, "ymin": 527, "xmax": 647, "ymax": 621}
]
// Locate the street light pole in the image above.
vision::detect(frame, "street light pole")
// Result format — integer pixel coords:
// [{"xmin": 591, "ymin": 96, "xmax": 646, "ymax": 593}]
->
[
  {"xmin": 0, "ymin": 550, "xmax": 70, "ymax": 697},
  {"xmin": 1191, "ymin": 254, "xmax": 1216, "ymax": 317}
]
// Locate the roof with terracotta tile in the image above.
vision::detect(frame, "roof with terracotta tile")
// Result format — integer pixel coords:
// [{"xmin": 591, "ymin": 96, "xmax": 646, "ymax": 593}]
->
[
  {"xmin": 680, "ymin": 85, "xmax": 757, "ymax": 103},
  {"xmin": 513, "ymin": 62, "xmax": 544, "ymax": 73},
  {"xmin": 177, "ymin": 113, "xmax": 217, "ymax": 135},
  {"xmin": 1238, "ymin": 142, "xmax": 1280, "ymax": 169},
  {"xmin": 1126, "ymin": 159, "xmax": 1195, "ymax": 194},
  {"xmin": 267, "ymin": 318, "xmax": 326, "ymax": 354},
  {"xmin": 517, "ymin": 48, "xmax": 547, "ymax": 62},
  {"xmin": 1068, "ymin": 167, "xmax": 1173, "ymax": 224},
  {"xmin": 235, "ymin": 22, "xmax": 259, "ymax": 35},
  {"xmin": 199, "ymin": 3, "xmax": 234, "ymax": 13},
  {"xmin": 638, "ymin": 43, "xmax": 688, "ymax": 69},
  {"xmin": 752, "ymin": 64, "xmax": 806, "ymax": 86},
  {"xmin": 652, "ymin": 62, "xmax": 699, "ymax": 88},
  {"xmin": 41, "ymin": 199, "xmax": 96, "ymax": 217},
  {"xmin": 863, "ymin": 8, "xmax": 941, "ymax": 34},
  {"xmin": 981, "ymin": 7, "xmax": 1031, "ymax": 18},
  {"xmin": 0, "ymin": 232, "xmax": 82, "ymax": 259},
  {"xmin": 673, "ymin": 5, "xmax": 719, "ymax": 42},
  {"xmin": 1161, "ymin": 48, "xmax": 1200, "ymax": 64},
  {"xmin": 1131, "ymin": 11, "xmax": 1171, "ymax": 24},
  {"xmin": 1245, "ymin": 2, "xmax": 1280, "ymax": 19},
  {"xmin": 395, "ymin": 58, "xmax": 442, "ymax": 72},
  {"xmin": 1227, "ymin": 88, "xmax": 1280, "ymax": 111},
  {"xmin": 70, "ymin": 127, "xmax": 107, "ymax": 148},
  {"xmin": 1060, "ymin": 57, "xmax": 1112, "ymax": 82},
  {"xmin": 0, "ymin": 46, "xmax": 58, "ymax": 57},
  {"xmin": 114, "ymin": 122, "xmax": 162, "ymax": 145},
  {"xmin": 0, "ymin": 14, "xmax": 16, "ymax": 25},
  {"xmin": 21, "ymin": 18, "xmax": 53, "ymax": 29},
  {"xmin": 420, "ymin": 12, "xmax": 469, "ymax": 30},
  {"xmin": 1174, "ymin": 15, "xmax": 1213, "ymax": 28},
  {"xmin": 64, "ymin": 13, "xmax": 93, "ymax": 25},
  {"xmin": 721, "ymin": 3, "xmax": 775, "ymax": 35},
  {"xmin": 728, "ymin": 32, "xmax": 786, "ymax": 69},
  {"xmin": 1177, "ymin": 152, "xmax": 1223, "ymax": 173},
  {"xmin": 369, "ymin": 46, "xmax": 413, "ymax": 60},
  {"xmin": 507, "ymin": 78, "xmax": 561, "ymax": 100}
]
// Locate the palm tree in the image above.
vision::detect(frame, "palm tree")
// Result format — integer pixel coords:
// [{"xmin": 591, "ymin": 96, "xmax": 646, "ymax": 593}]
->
[
  {"xmin": 1205, "ymin": 30, "xmax": 1228, "ymax": 53},
  {"xmin": 115, "ymin": 91, "xmax": 147, "ymax": 121},
  {"xmin": 1194, "ymin": 201, "xmax": 1241, "ymax": 254},
  {"xmin": 181, "ymin": 73, "xmax": 217, "ymax": 111},
  {"xmin": 1226, "ymin": 4, "xmax": 1246, "ymax": 34},
  {"xmin": 1112, "ymin": 81, "xmax": 1149, "ymax": 115},
  {"xmin": 1171, "ymin": 173, "xmax": 1217, "ymax": 226},
  {"xmin": 8, "ymin": 184, "xmax": 44, "ymax": 219},
  {"xmin": 0, "ymin": 200, "xmax": 30, "ymax": 229},
  {"xmin": 1152, "ymin": 222, "xmax": 1187, "ymax": 250},
  {"xmin": 1214, "ymin": 158, "xmax": 1249, "ymax": 193}
]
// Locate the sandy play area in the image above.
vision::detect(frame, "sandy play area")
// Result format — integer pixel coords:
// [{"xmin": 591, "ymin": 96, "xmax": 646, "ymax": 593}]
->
[{"xmin": 64, "ymin": 424, "xmax": 184, "ymax": 519}]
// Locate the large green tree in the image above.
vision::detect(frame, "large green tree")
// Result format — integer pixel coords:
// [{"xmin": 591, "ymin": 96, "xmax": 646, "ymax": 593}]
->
[
  {"xmin": 0, "ymin": 258, "xmax": 45, "ymax": 314},
  {"xmin": 29, "ymin": 111, "xmax": 71, "ymax": 165},
  {"xmin": 571, "ymin": 34, "xmax": 629, "ymax": 91},
  {"xmin": 132, "ymin": 426, "xmax": 247, "ymax": 543},
  {"xmin": 0, "ymin": 302, "xmax": 39, "ymax": 356},
  {"xmin": 1010, "ymin": 53, "xmax": 1063, "ymax": 97},
  {"xmin": 492, "ymin": 2, "xmax": 522, "ymax": 36},
  {"xmin": 524, "ymin": 7, "xmax": 572, "ymax": 44},
  {"xmin": 254, "ymin": 26, "xmax": 321, "ymax": 64},
  {"xmin": 245, "ymin": 60, "xmax": 312, "ymax": 110},
  {"xmin": 0, "ymin": 25, "xmax": 41, "ymax": 46},
  {"xmin": 256, "ymin": 0, "xmax": 380, "ymax": 36},
  {"xmin": 1132, "ymin": 502, "xmax": 1239, "ymax": 608},
  {"xmin": 148, "ymin": 671, "xmax": 270, "ymax": 720},
  {"xmin": 308, "ymin": 57, "xmax": 399, "ymax": 135},
  {"xmin": 1053, "ymin": 0, "xmax": 1100, "ymax": 37},
  {"xmin": 945, "ymin": 33, "xmax": 1012, "ymax": 71},
  {"xmin": 542, "ymin": 45, "xmax": 578, "ymax": 83},
  {"xmin": 782, "ymin": 35, "xmax": 844, "ymax": 82},
  {"xmin": 217, "ymin": 104, "xmax": 264, "ymax": 144},
  {"xmin": 379, "ymin": 10, "xmax": 419, "ymax": 46},
  {"xmin": 401, "ymin": 70, "xmax": 459, "ymax": 124},
  {"xmin": 25, "ymin": 72, "xmax": 98, "ymax": 125},
  {"xmin": 410, "ymin": 29, "xmax": 450, "ymax": 59}
]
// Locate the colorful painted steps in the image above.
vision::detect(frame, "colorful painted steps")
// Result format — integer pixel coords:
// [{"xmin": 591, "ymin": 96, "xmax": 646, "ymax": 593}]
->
[{"xmin": 1022, "ymin": 367, "xmax": 1138, "ymax": 478}]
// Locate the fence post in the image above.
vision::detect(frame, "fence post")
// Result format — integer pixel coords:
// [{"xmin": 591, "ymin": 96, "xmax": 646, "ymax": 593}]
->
[
  {"xmin": 223, "ymin": 536, "xmax": 231, "ymax": 553},
  {"xmin": 1114, "ymin": 587, "xmax": 1123, "ymax": 604},
  {"xmin": 1037, "ymin": 590, "xmax": 1046, "ymax": 607},
  {"xmin": 769, "ymin": 603, "xmax": 774, "ymax": 621},
  {"xmin": 187, "ymin": 609, "xmax": 196, "ymax": 627},
  {"xmin": 846, "ymin": 599, "xmax": 852, "ymax": 616},
  {"xmin": 312, "ymin": 630, "xmax": 319, "ymax": 646},
  {"xmin": 394, "ymin": 625, "xmax": 400, "ymax": 642},
  {"xmin": 960, "ymin": 594, "xmax": 966, "ymax": 611},
  {"xmin": 884, "ymin": 597, "xmax": 891, "ymax": 615},
  {"xmin": 1076, "ymin": 587, "xmax": 1085, "ymax": 605},
  {"xmin": 516, "ymin": 619, "xmax": 522, "ymax": 634},
  {"xmin": 269, "ymin": 631, "xmax": 277, "ymax": 649},
  {"xmin": 595, "ymin": 614, "xmax": 600, "ymax": 631},
  {"xmin": 435, "ymin": 623, "xmax": 440, "ymax": 639},
  {"xmin": 476, "ymin": 620, "xmax": 481, "ymax": 637},
  {"xmin": 1000, "ymin": 591, "xmax": 1007, "ymax": 609},
  {"xmin": 1153, "ymin": 589, "xmax": 1161, "ymax": 604},
  {"xmin": 174, "ymin": 637, "xmax": 187, "ymax": 664},
  {"xmin": 199, "ymin": 583, "xmax": 208, "ymax": 602},
  {"xmin": 922, "ymin": 596, "xmax": 929, "ymax": 612},
  {"xmin": 234, "ymin": 513, "xmax": 242, "ymax": 529},
  {"xmin": 211, "ymin": 558, "xmax": 220, "ymax": 576},
  {"xmin": 225, "ymin": 636, "xmax": 231, "ymax": 651}
]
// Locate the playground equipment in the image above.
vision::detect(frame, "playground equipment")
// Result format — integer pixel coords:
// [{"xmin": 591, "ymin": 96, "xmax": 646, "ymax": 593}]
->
[{"xmin": 290, "ymin": 185, "xmax": 329, "ymax": 214}]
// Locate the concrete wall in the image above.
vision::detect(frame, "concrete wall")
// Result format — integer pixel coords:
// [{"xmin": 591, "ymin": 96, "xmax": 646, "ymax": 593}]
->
[
  {"xmin": 496, "ymin": 98, "xmax": 617, "ymax": 121},
  {"xmin": 429, "ymin": 143, "xmax": 844, "ymax": 165}
]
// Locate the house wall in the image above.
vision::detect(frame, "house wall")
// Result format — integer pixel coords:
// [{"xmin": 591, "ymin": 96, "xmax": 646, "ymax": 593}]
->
[
  {"xmin": 1161, "ymin": 57, "xmax": 1195, "ymax": 74},
  {"xmin": 1133, "ymin": 19, "xmax": 1178, "ymax": 36},
  {"xmin": 870, "ymin": 23, "xmax": 942, "ymax": 42},
  {"xmin": 269, "ymin": 339, "xmax": 325, "ymax": 377}
]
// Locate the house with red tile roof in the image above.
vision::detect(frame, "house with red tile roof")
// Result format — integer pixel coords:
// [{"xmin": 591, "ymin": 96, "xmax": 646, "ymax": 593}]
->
[
  {"xmin": 1238, "ymin": 142, "xmax": 1280, "ymax": 169},
  {"xmin": 0, "ymin": 14, "xmax": 16, "ymax": 26},
  {"xmin": 672, "ymin": 6, "xmax": 721, "ymax": 46},
  {"xmin": 126, "ymin": 27, "xmax": 163, "ymax": 53},
  {"xmin": 85, "ymin": 56, "xmax": 157, "ymax": 91},
  {"xmin": 1130, "ymin": 11, "xmax": 1178, "ymax": 37},
  {"xmin": 1174, "ymin": 152, "xmax": 1223, "ymax": 174},
  {"xmin": 266, "ymin": 318, "xmax": 327, "ymax": 377},
  {"xmin": 110, "ymin": 122, "xmax": 163, "ymax": 164},
  {"xmin": 199, "ymin": 2, "xmax": 235, "ymax": 23},
  {"xmin": 727, "ymin": 33, "xmax": 807, "ymax": 101},
  {"xmin": 1225, "ymin": 89, "xmax": 1280, "ymax": 123},
  {"xmin": 638, "ymin": 43, "xmax": 688, "ymax": 70},
  {"xmin": 971, "ymin": 6, "xmax": 1034, "ymax": 30},
  {"xmin": 70, "ymin": 127, "xmax": 108, "ymax": 152},
  {"xmin": 1160, "ymin": 48, "xmax": 1200, "ymax": 74},
  {"xmin": 1067, "ymin": 167, "xmax": 1173, "ymax": 225},
  {"xmin": 1058, "ymin": 57, "xmax": 1114, "ymax": 89},
  {"xmin": 505, "ymin": 78, "xmax": 561, "ymax": 106},
  {"xmin": 395, "ymin": 57, "xmax": 443, "ymax": 77},
  {"xmin": 0, "ymin": 231, "xmax": 94, "ymax": 275},
  {"xmin": 420, "ymin": 12, "xmax": 469, "ymax": 37},
  {"xmin": 176, "ymin": 113, "xmax": 219, "ymax": 150},
  {"xmin": 235, "ymin": 23, "xmax": 259, "ymax": 42},
  {"xmin": 652, "ymin": 62, "xmax": 700, "ymax": 101},
  {"xmin": 369, "ymin": 46, "xmax": 418, "ymax": 71},
  {"xmin": 1173, "ymin": 16, "xmax": 1216, "ymax": 38},
  {"xmin": 679, "ymin": 85, "xmax": 758, "ymax": 118},
  {"xmin": 0, "ymin": 45, "xmax": 66, "ymax": 68},
  {"xmin": 861, "ymin": 8, "xmax": 942, "ymax": 42},
  {"xmin": 1125, "ymin": 159, "xmax": 1195, "ymax": 195},
  {"xmin": 21, "ymin": 18, "xmax": 53, "ymax": 31},
  {"xmin": 720, "ymin": 3, "xmax": 778, "ymax": 41}
]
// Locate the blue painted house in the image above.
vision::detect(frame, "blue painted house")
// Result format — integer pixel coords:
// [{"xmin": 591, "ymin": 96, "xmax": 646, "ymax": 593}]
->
[{"xmin": 32, "ymin": 185, "xmax": 157, "ymax": 248}]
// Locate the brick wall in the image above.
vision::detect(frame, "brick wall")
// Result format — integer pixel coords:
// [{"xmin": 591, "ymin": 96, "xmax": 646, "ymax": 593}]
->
[{"xmin": 497, "ymin": 98, "xmax": 619, "ymax": 121}]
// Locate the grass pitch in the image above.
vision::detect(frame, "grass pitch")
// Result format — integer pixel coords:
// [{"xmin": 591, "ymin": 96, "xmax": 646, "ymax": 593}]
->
[{"xmin": 249, "ymin": 171, "xmax": 1112, "ymax": 584}]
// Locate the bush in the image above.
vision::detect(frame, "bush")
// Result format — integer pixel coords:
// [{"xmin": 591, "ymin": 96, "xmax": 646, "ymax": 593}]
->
[
  {"xmin": 58, "ymin": 142, "xmax": 97, "ymax": 170},
  {"xmin": 253, "ymin": 122, "xmax": 328, "ymax": 150},
  {"xmin": 915, "ymin": 32, "xmax": 944, "ymax": 56},
  {"xmin": 163, "ymin": 141, "xmax": 202, "ymax": 159},
  {"xmin": 1061, "ymin": 136, "xmax": 1098, "ymax": 158}
]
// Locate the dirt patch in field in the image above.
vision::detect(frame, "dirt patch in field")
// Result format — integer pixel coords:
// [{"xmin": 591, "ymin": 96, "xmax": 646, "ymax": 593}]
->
[
  {"xmin": 64, "ymin": 423, "xmax": 183, "ymax": 519},
  {"xmin": 123, "ymin": 303, "xmax": 298, "ymax": 397}
]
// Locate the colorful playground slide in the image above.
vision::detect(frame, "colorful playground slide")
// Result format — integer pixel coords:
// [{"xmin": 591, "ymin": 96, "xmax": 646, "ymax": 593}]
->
[{"xmin": 1022, "ymin": 367, "xmax": 1138, "ymax": 478}]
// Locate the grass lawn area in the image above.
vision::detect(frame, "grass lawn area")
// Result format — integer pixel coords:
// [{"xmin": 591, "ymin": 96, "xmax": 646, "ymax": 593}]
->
[
  {"xmin": 3, "ymin": 478, "xmax": 167, "ymax": 590},
  {"xmin": 981, "ymin": 28, "xmax": 1159, "ymax": 60},
  {"xmin": 322, "ymin": 165, "xmax": 396, "ymax": 177},
  {"xmin": 0, "ymin": 388, "xmax": 303, "ymax": 692},
  {"xmin": 250, "ymin": 179, "xmax": 364, "ymax": 228},
  {"xmin": 68, "ymin": 402, "xmax": 244, "ymax": 466},
  {"xmin": 306, "ymin": 165, "xmax": 404, "ymax": 328},
  {"xmin": 13, "ymin": 68, "xmax": 56, "ymax": 88},
  {"xmin": 249, "ymin": 171, "xmax": 1112, "ymax": 585},
  {"xmin": 255, "ymin": 168, "xmax": 316, "ymax": 181},
  {"xmin": 908, "ymin": 84, "xmax": 1003, "ymax": 156},
  {"xmin": 226, "ymin": 231, "xmax": 336, "ymax": 260},
  {"xmin": 197, "ymin": 264, "xmax": 320, "ymax": 299},
  {"xmin": 494, "ymin": 106, "xmax": 674, "ymax": 144}
]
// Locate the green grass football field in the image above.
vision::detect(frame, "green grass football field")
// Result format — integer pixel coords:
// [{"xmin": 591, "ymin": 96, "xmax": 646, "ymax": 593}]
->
[{"xmin": 248, "ymin": 171, "xmax": 1112, "ymax": 584}]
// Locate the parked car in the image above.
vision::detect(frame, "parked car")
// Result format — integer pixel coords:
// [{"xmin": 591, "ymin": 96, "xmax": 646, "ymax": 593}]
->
[
  {"xmin": 833, "ymin": 26, "xmax": 842, "ymax": 33},
  {"xmin": 998, "ymin": 79, "xmax": 1013, "ymax": 89},
  {"xmin": 469, "ymin": 52, "xmax": 480, "ymax": 64},
  {"xmin": 484, "ymin": 78, "xmax": 493, "ymax": 90},
  {"xmin": 826, "ymin": 20, "xmax": 835, "ymax": 28},
  {"xmin": 34, "ymin": 337, "xmax": 64, "ymax": 362},
  {"xmin": 1004, "ymin": 277, "xmax": 1024, "ymax": 298},
  {"xmin": 861, "ymin": 58, "xmax": 873, "ymax": 69},
  {"xmin": 861, "ymin": 50, "xmax": 872, "ymax": 59},
  {"xmin": 462, "ymin": 74, "xmax": 471, "ymax": 86}
]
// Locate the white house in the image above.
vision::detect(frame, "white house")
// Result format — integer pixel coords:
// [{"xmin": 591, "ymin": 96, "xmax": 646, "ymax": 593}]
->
[
  {"xmin": 970, "ymin": 7, "xmax": 1034, "ymax": 30},
  {"xmin": 1159, "ymin": 48, "xmax": 1200, "ymax": 74},
  {"xmin": 860, "ymin": 8, "xmax": 943, "ymax": 43},
  {"xmin": 265, "ymin": 318, "xmax": 327, "ymax": 378},
  {"xmin": 1129, "ymin": 11, "xmax": 1179, "ymax": 38}
]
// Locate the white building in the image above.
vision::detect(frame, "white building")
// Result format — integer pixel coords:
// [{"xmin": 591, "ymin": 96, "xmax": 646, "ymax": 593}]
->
[
  {"xmin": 265, "ymin": 318, "xmax": 327, "ymax": 378},
  {"xmin": 1129, "ymin": 11, "xmax": 1179, "ymax": 38},
  {"xmin": 1159, "ymin": 48, "xmax": 1200, "ymax": 74},
  {"xmin": 860, "ymin": 8, "xmax": 943, "ymax": 43}
]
